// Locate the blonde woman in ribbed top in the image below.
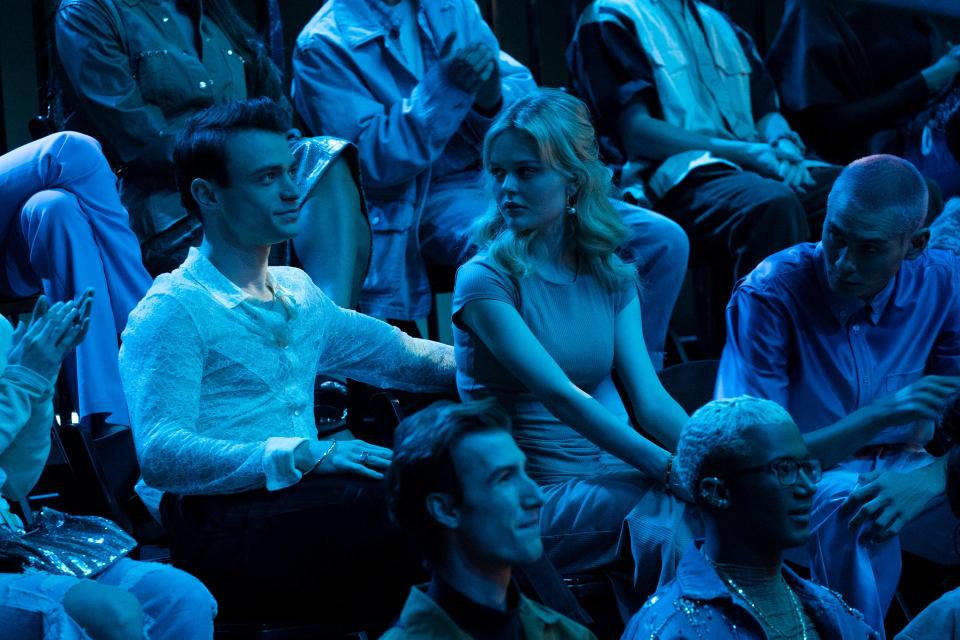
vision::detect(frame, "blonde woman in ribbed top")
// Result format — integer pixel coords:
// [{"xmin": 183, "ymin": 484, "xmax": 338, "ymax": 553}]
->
[{"xmin": 452, "ymin": 88, "xmax": 699, "ymax": 611}]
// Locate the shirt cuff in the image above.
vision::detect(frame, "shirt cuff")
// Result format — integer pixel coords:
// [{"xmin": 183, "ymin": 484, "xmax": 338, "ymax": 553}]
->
[
  {"xmin": 262, "ymin": 436, "xmax": 310, "ymax": 491},
  {"xmin": 2, "ymin": 365, "xmax": 54, "ymax": 397}
]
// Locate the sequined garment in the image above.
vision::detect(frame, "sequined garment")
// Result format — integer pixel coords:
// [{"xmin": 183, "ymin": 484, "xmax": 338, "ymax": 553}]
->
[{"xmin": 622, "ymin": 544, "xmax": 879, "ymax": 639}]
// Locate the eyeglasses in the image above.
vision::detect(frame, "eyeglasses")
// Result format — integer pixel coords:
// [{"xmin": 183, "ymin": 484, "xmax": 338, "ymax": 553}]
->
[{"xmin": 727, "ymin": 457, "xmax": 822, "ymax": 487}]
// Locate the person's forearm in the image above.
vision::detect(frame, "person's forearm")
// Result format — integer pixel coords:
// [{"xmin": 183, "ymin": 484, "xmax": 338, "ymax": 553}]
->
[
  {"xmin": 803, "ymin": 404, "xmax": 890, "ymax": 468},
  {"xmin": 793, "ymin": 75, "xmax": 929, "ymax": 148},
  {"xmin": 620, "ymin": 109, "xmax": 750, "ymax": 164},
  {"xmin": 541, "ymin": 386, "xmax": 671, "ymax": 479},
  {"xmin": 631, "ymin": 389, "xmax": 688, "ymax": 451}
]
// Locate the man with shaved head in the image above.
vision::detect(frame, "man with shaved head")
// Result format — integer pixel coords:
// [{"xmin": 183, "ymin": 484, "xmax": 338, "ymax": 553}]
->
[{"xmin": 717, "ymin": 155, "xmax": 960, "ymax": 636}]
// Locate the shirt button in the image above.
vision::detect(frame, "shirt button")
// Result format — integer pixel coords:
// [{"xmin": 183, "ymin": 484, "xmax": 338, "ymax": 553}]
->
[
  {"xmin": 852, "ymin": 324, "xmax": 861, "ymax": 332},
  {"xmin": 227, "ymin": 49, "xmax": 233, "ymax": 55},
  {"xmin": 293, "ymin": 409, "xmax": 301, "ymax": 416},
  {"xmin": 371, "ymin": 216, "xmax": 380, "ymax": 225},
  {"xmin": 199, "ymin": 81, "xmax": 208, "ymax": 89},
  {"xmin": 162, "ymin": 16, "xmax": 169, "ymax": 22}
]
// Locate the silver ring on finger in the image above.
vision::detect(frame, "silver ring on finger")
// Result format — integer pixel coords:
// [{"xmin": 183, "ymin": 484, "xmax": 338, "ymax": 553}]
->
[{"xmin": 359, "ymin": 450, "xmax": 369, "ymax": 465}]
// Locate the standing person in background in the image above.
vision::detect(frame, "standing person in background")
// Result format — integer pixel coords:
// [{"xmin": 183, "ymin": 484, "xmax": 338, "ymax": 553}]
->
[
  {"xmin": 55, "ymin": 0, "xmax": 370, "ymax": 311},
  {"xmin": 454, "ymin": 89, "xmax": 696, "ymax": 616},
  {"xmin": 293, "ymin": 0, "xmax": 689, "ymax": 369}
]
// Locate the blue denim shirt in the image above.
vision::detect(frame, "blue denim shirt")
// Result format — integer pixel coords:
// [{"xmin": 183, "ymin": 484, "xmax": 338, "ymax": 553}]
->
[
  {"xmin": 623, "ymin": 544, "xmax": 879, "ymax": 639},
  {"xmin": 292, "ymin": 0, "xmax": 536, "ymax": 319},
  {"xmin": 716, "ymin": 244, "xmax": 960, "ymax": 446}
]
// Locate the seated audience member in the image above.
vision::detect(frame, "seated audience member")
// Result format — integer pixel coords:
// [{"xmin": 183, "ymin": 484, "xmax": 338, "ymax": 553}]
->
[
  {"xmin": 0, "ymin": 295, "xmax": 216, "ymax": 639},
  {"xmin": 717, "ymin": 155, "xmax": 960, "ymax": 635},
  {"xmin": 0, "ymin": 131, "xmax": 151, "ymax": 428},
  {"xmin": 55, "ymin": 0, "xmax": 369, "ymax": 310},
  {"xmin": 766, "ymin": 0, "xmax": 960, "ymax": 197},
  {"xmin": 624, "ymin": 396, "xmax": 878, "ymax": 640},
  {"xmin": 568, "ymin": 0, "xmax": 842, "ymax": 281},
  {"xmin": 383, "ymin": 398, "xmax": 595, "ymax": 640},
  {"xmin": 293, "ymin": 0, "xmax": 688, "ymax": 369},
  {"xmin": 453, "ymin": 89, "xmax": 697, "ymax": 615},
  {"xmin": 118, "ymin": 98, "xmax": 455, "ymax": 612}
]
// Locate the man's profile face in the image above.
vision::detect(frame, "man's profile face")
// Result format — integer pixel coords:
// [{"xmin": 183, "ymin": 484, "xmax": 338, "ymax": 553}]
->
[
  {"xmin": 449, "ymin": 430, "xmax": 545, "ymax": 568},
  {"xmin": 723, "ymin": 420, "xmax": 816, "ymax": 551},
  {"xmin": 211, "ymin": 129, "xmax": 301, "ymax": 248},
  {"xmin": 821, "ymin": 204, "xmax": 913, "ymax": 301}
]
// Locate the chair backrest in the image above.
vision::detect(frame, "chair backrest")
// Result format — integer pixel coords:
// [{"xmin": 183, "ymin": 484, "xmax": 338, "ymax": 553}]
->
[
  {"xmin": 658, "ymin": 360, "xmax": 720, "ymax": 415},
  {"xmin": 56, "ymin": 424, "xmax": 163, "ymax": 544}
]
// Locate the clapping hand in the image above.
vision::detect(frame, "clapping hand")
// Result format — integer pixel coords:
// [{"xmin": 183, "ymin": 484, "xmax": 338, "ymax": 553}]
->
[
  {"xmin": 440, "ymin": 33, "xmax": 500, "ymax": 111},
  {"xmin": 6, "ymin": 289, "xmax": 94, "ymax": 382}
]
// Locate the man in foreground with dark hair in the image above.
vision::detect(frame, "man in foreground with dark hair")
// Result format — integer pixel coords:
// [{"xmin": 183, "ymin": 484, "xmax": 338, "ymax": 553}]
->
[
  {"xmin": 384, "ymin": 398, "xmax": 594, "ymax": 639},
  {"xmin": 625, "ymin": 396, "xmax": 878, "ymax": 639},
  {"xmin": 119, "ymin": 97, "xmax": 455, "ymax": 617},
  {"xmin": 717, "ymin": 154, "xmax": 960, "ymax": 634}
]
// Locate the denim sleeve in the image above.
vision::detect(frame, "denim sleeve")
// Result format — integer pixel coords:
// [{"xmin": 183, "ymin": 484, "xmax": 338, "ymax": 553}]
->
[
  {"xmin": 715, "ymin": 285, "xmax": 792, "ymax": 406},
  {"xmin": 55, "ymin": 0, "xmax": 175, "ymax": 171},
  {"xmin": 292, "ymin": 37, "xmax": 475, "ymax": 190}
]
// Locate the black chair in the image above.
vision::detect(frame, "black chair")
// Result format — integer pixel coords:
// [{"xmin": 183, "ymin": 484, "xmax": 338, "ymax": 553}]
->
[{"xmin": 658, "ymin": 359, "xmax": 720, "ymax": 415}]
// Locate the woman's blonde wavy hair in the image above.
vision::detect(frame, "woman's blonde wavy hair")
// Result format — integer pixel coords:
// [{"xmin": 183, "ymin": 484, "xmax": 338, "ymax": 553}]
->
[{"xmin": 473, "ymin": 88, "xmax": 636, "ymax": 291}]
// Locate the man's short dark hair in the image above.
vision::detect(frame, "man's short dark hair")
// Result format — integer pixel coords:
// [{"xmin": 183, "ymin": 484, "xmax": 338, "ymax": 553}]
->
[
  {"xmin": 173, "ymin": 97, "xmax": 291, "ymax": 221},
  {"xmin": 387, "ymin": 398, "xmax": 512, "ymax": 563}
]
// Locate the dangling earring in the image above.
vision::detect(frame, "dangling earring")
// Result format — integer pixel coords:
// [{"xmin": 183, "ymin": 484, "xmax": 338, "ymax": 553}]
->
[{"xmin": 566, "ymin": 204, "xmax": 577, "ymax": 216}]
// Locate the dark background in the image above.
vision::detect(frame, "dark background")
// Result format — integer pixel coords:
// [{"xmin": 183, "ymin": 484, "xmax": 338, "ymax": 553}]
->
[{"xmin": 1, "ymin": 0, "xmax": 958, "ymax": 154}]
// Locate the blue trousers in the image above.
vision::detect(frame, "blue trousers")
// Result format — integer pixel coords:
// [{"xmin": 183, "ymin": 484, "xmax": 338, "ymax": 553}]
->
[
  {"xmin": 0, "ymin": 132, "xmax": 152, "ymax": 425},
  {"xmin": 419, "ymin": 170, "xmax": 689, "ymax": 370},
  {"xmin": 792, "ymin": 450, "xmax": 960, "ymax": 639},
  {"xmin": 0, "ymin": 558, "xmax": 216, "ymax": 639}
]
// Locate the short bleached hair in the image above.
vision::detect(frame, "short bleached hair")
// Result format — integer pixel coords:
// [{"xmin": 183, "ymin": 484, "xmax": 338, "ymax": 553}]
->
[{"xmin": 676, "ymin": 396, "xmax": 794, "ymax": 499}]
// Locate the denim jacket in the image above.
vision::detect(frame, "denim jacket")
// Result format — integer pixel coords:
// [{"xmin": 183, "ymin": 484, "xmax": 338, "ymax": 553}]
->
[
  {"xmin": 623, "ymin": 544, "xmax": 879, "ymax": 640},
  {"xmin": 292, "ymin": 0, "xmax": 536, "ymax": 319}
]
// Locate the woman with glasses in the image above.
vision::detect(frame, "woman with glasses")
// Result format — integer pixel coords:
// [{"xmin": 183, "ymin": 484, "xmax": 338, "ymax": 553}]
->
[
  {"xmin": 624, "ymin": 396, "xmax": 876, "ymax": 640},
  {"xmin": 452, "ymin": 89, "xmax": 696, "ymax": 612}
]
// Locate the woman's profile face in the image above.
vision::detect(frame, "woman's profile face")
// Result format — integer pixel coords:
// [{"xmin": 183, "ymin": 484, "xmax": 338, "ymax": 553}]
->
[{"xmin": 487, "ymin": 129, "xmax": 570, "ymax": 235}]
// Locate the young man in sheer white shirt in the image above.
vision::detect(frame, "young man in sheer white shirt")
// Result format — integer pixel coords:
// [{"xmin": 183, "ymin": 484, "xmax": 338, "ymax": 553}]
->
[{"xmin": 119, "ymin": 97, "xmax": 455, "ymax": 618}]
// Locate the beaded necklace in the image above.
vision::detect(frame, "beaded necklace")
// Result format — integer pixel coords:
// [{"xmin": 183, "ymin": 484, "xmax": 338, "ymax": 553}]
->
[{"xmin": 709, "ymin": 560, "xmax": 808, "ymax": 640}]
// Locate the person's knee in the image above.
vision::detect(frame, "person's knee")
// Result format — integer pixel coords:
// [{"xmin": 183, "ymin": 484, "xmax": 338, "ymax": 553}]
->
[
  {"xmin": 647, "ymin": 212, "xmax": 689, "ymax": 268},
  {"xmin": 63, "ymin": 581, "xmax": 144, "ymax": 640},
  {"xmin": 50, "ymin": 131, "xmax": 107, "ymax": 170},
  {"xmin": 20, "ymin": 189, "xmax": 82, "ymax": 240},
  {"xmin": 137, "ymin": 564, "xmax": 218, "ymax": 625}
]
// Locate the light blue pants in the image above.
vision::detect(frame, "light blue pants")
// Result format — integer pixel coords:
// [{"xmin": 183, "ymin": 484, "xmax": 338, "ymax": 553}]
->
[
  {"xmin": 794, "ymin": 450, "xmax": 960, "ymax": 639},
  {"xmin": 896, "ymin": 586, "xmax": 960, "ymax": 640},
  {"xmin": 0, "ymin": 132, "xmax": 152, "ymax": 425},
  {"xmin": 0, "ymin": 557, "xmax": 216, "ymax": 639}
]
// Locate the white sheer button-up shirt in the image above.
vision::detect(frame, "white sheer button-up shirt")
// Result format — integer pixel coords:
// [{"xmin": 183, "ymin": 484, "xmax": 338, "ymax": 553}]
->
[{"xmin": 120, "ymin": 248, "xmax": 454, "ymax": 500}]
